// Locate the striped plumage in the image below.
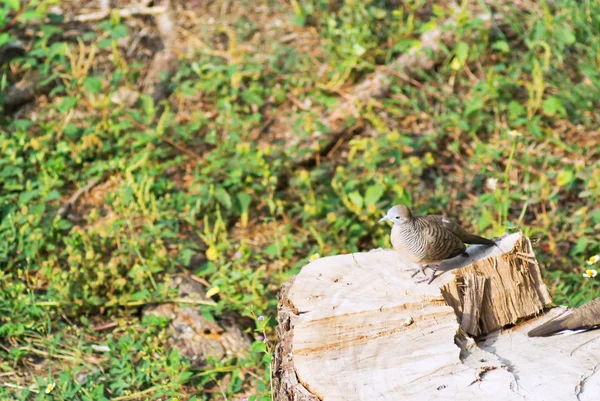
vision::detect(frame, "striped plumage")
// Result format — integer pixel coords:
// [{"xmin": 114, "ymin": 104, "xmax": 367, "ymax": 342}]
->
[
  {"xmin": 379, "ymin": 205, "xmax": 496, "ymax": 283},
  {"xmin": 391, "ymin": 215, "xmax": 467, "ymax": 264}
]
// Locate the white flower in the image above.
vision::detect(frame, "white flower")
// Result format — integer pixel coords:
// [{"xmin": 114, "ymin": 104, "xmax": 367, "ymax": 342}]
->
[
  {"xmin": 485, "ymin": 177, "xmax": 498, "ymax": 191},
  {"xmin": 582, "ymin": 269, "xmax": 597, "ymax": 278},
  {"xmin": 310, "ymin": 253, "xmax": 320, "ymax": 261},
  {"xmin": 45, "ymin": 383, "xmax": 56, "ymax": 394},
  {"xmin": 586, "ymin": 255, "xmax": 600, "ymax": 265}
]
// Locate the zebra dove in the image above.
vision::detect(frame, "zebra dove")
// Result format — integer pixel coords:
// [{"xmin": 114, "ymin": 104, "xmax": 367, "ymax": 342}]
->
[
  {"xmin": 379, "ymin": 205, "xmax": 497, "ymax": 284},
  {"xmin": 527, "ymin": 298, "xmax": 600, "ymax": 337}
]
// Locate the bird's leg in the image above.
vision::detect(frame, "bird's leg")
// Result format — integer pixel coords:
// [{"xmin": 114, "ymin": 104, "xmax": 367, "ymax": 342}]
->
[{"xmin": 415, "ymin": 264, "xmax": 440, "ymax": 284}]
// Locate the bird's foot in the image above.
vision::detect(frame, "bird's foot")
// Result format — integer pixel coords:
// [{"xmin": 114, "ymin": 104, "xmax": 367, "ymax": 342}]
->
[
  {"xmin": 406, "ymin": 264, "xmax": 431, "ymax": 278},
  {"xmin": 414, "ymin": 265, "xmax": 440, "ymax": 285}
]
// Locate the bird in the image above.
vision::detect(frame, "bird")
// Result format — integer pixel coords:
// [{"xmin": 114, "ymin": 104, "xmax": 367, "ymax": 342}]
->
[
  {"xmin": 379, "ymin": 205, "xmax": 497, "ymax": 284},
  {"xmin": 527, "ymin": 298, "xmax": 600, "ymax": 337}
]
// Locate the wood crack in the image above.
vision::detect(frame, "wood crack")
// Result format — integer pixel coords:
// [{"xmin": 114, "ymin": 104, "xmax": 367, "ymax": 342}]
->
[{"xmin": 575, "ymin": 362, "xmax": 600, "ymax": 401}]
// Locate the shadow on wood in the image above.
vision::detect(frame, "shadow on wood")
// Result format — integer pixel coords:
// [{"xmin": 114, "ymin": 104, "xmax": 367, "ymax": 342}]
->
[{"xmin": 273, "ymin": 232, "xmax": 600, "ymax": 401}]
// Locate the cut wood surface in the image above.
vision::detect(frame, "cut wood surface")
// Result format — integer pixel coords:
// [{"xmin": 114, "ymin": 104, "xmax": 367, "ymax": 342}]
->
[{"xmin": 274, "ymin": 233, "xmax": 600, "ymax": 401}]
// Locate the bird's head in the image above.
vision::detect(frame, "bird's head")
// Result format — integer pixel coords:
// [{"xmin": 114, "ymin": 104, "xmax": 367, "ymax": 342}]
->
[{"xmin": 379, "ymin": 205, "xmax": 413, "ymax": 225}]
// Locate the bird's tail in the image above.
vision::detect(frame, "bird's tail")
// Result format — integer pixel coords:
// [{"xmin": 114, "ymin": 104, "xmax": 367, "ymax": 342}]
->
[
  {"xmin": 527, "ymin": 317, "xmax": 568, "ymax": 337},
  {"xmin": 462, "ymin": 233, "xmax": 498, "ymax": 247}
]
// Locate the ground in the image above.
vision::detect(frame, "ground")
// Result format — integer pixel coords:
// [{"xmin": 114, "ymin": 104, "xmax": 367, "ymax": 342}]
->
[{"xmin": 0, "ymin": 0, "xmax": 599, "ymax": 400}]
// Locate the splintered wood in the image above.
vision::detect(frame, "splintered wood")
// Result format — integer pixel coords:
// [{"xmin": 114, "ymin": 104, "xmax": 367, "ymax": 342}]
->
[
  {"xmin": 441, "ymin": 234, "xmax": 552, "ymax": 336},
  {"xmin": 273, "ymin": 232, "xmax": 600, "ymax": 401}
]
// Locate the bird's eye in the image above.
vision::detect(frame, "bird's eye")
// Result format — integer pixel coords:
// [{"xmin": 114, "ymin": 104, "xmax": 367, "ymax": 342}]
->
[{"xmin": 395, "ymin": 216, "xmax": 399, "ymax": 219}]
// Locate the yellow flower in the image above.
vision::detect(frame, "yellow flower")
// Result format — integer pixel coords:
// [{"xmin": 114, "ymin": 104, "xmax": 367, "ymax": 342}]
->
[
  {"xmin": 45, "ymin": 383, "xmax": 56, "ymax": 394},
  {"xmin": 586, "ymin": 255, "xmax": 600, "ymax": 265},
  {"xmin": 582, "ymin": 269, "xmax": 598, "ymax": 278},
  {"xmin": 310, "ymin": 253, "xmax": 320, "ymax": 262}
]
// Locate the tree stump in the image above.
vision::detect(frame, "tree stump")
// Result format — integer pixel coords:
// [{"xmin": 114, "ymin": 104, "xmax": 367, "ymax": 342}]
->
[{"xmin": 273, "ymin": 233, "xmax": 600, "ymax": 401}]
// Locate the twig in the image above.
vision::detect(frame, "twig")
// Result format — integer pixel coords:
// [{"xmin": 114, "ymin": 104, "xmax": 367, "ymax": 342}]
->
[
  {"xmin": 72, "ymin": 6, "xmax": 167, "ymax": 23},
  {"xmin": 190, "ymin": 275, "xmax": 211, "ymax": 287},
  {"xmin": 287, "ymin": 95, "xmax": 310, "ymax": 111},
  {"xmin": 162, "ymin": 136, "xmax": 203, "ymax": 161},
  {"xmin": 111, "ymin": 386, "xmax": 157, "ymax": 401},
  {"xmin": 0, "ymin": 383, "xmax": 39, "ymax": 394},
  {"xmin": 57, "ymin": 179, "xmax": 100, "ymax": 218},
  {"xmin": 92, "ymin": 322, "xmax": 118, "ymax": 331},
  {"xmin": 249, "ymin": 99, "xmax": 290, "ymax": 141},
  {"xmin": 122, "ymin": 298, "xmax": 217, "ymax": 307},
  {"xmin": 0, "ymin": 8, "xmax": 26, "ymax": 33}
]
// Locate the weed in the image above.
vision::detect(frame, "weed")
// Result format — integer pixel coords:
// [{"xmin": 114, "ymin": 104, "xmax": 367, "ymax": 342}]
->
[{"xmin": 1, "ymin": 0, "xmax": 599, "ymax": 399}]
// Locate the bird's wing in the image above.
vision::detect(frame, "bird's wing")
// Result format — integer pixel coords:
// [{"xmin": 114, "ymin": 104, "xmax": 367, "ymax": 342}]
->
[
  {"xmin": 420, "ymin": 217, "xmax": 466, "ymax": 261},
  {"xmin": 423, "ymin": 215, "xmax": 469, "ymax": 240},
  {"xmin": 424, "ymin": 215, "xmax": 495, "ymax": 246},
  {"xmin": 528, "ymin": 298, "xmax": 600, "ymax": 337}
]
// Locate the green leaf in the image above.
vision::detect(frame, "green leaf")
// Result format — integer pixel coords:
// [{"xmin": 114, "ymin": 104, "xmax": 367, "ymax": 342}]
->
[
  {"xmin": 542, "ymin": 96, "xmax": 566, "ymax": 117},
  {"xmin": 4, "ymin": 0, "xmax": 20, "ymax": 12},
  {"xmin": 237, "ymin": 192, "xmax": 252, "ymax": 213},
  {"xmin": 554, "ymin": 26, "xmax": 576, "ymax": 46},
  {"xmin": 264, "ymin": 243, "xmax": 279, "ymax": 256},
  {"xmin": 364, "ymin": 184, "xmax": 384, "ymax": 206},
  {"xmin": 573, "ymin": 237, "xmax": 589, "ymax": 255},
  {"xmin": 58, "ymin": 96, "xmax": 78, "ymax": 113},
  {"xmin": 454, "ymin": 41, "xmax": 469, "ymax": 65},
  {"xmin": 84, "ymin": 77, "xmax": 103, "ymax": 94},
  {"xmin": 241, "ymin": 87, "xmax": 263, "ymax": 106},
  {"xmin": 251, "ymin": 341, "xmax": 267, "ymax": 353},
  {"xmin": 178, "ymin": 248, "xmax": 196, "ymax": 266},
  {"xmin": 110, "ymin": 24, "xmax": 128, "ymax": 39},
  {"xmin": 592, "ymin": 209, "xmax": 600, "ymax": 224},
  {"xmin": 492, "ymin": 40, "xmax": 510, "ymax": 53},
  {"xmin": 139, "ymin": 94, "xmax": 155, "ymax": 122},
  {"xmin": 98, "ymin": 38, "xmax": 112, "ymax": 49},
  {"xmin": 347, "ymin": 191, "xmax": 363, "ymax": 212},
  {"xmin": 507, "ymin": 101, "xmax": 526, "ymax": 120},
  {"xmin": 464, "ymin": 96, "xmax": 484, "ymax": 116},
  {"xmin": 130, "ymin": 289, "xmax": 150, "ymax": 301},
  {"xmin": 214, "ymin": 187, "xmax": 232, "ymax": 209},
  {"xmin": 291, "ymin": 14, "xmax": 305, "ymax": 27},
  {"xmin": 477, "ymin": 208, "xmax": 494, "ymax": 231},
  {"xmin": 46, "ymin": 12, "xmax": 64, "ymax": 23},
  {"xmin": 0, "ymin": 33, "xmax": 9, "ymax": 48},
  {"xmin": 556, "ymin": 169, "xmax": 574, "ymax": 187}
]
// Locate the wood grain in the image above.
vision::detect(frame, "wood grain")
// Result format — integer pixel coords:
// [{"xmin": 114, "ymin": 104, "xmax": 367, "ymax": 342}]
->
[{"xmin": 274, "ymin": 233, "xmax": 600, "ymax": 401}]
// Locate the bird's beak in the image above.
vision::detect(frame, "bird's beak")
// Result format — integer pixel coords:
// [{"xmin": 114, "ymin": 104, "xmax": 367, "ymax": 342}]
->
[{"xmin": 379, "ymin": 216, "xmax": 388, "ymax": 223}]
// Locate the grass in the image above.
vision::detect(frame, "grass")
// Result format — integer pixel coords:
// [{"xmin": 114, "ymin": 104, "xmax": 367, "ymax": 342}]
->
[{"xmin": 1, "ymin": 0, "xmax": 599, "ymax": 399}]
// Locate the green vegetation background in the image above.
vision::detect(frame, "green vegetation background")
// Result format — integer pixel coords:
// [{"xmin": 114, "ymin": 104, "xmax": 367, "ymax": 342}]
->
[{"xmin": 1, "ymin": 0, "xmax": 599, "ymax": 399}]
